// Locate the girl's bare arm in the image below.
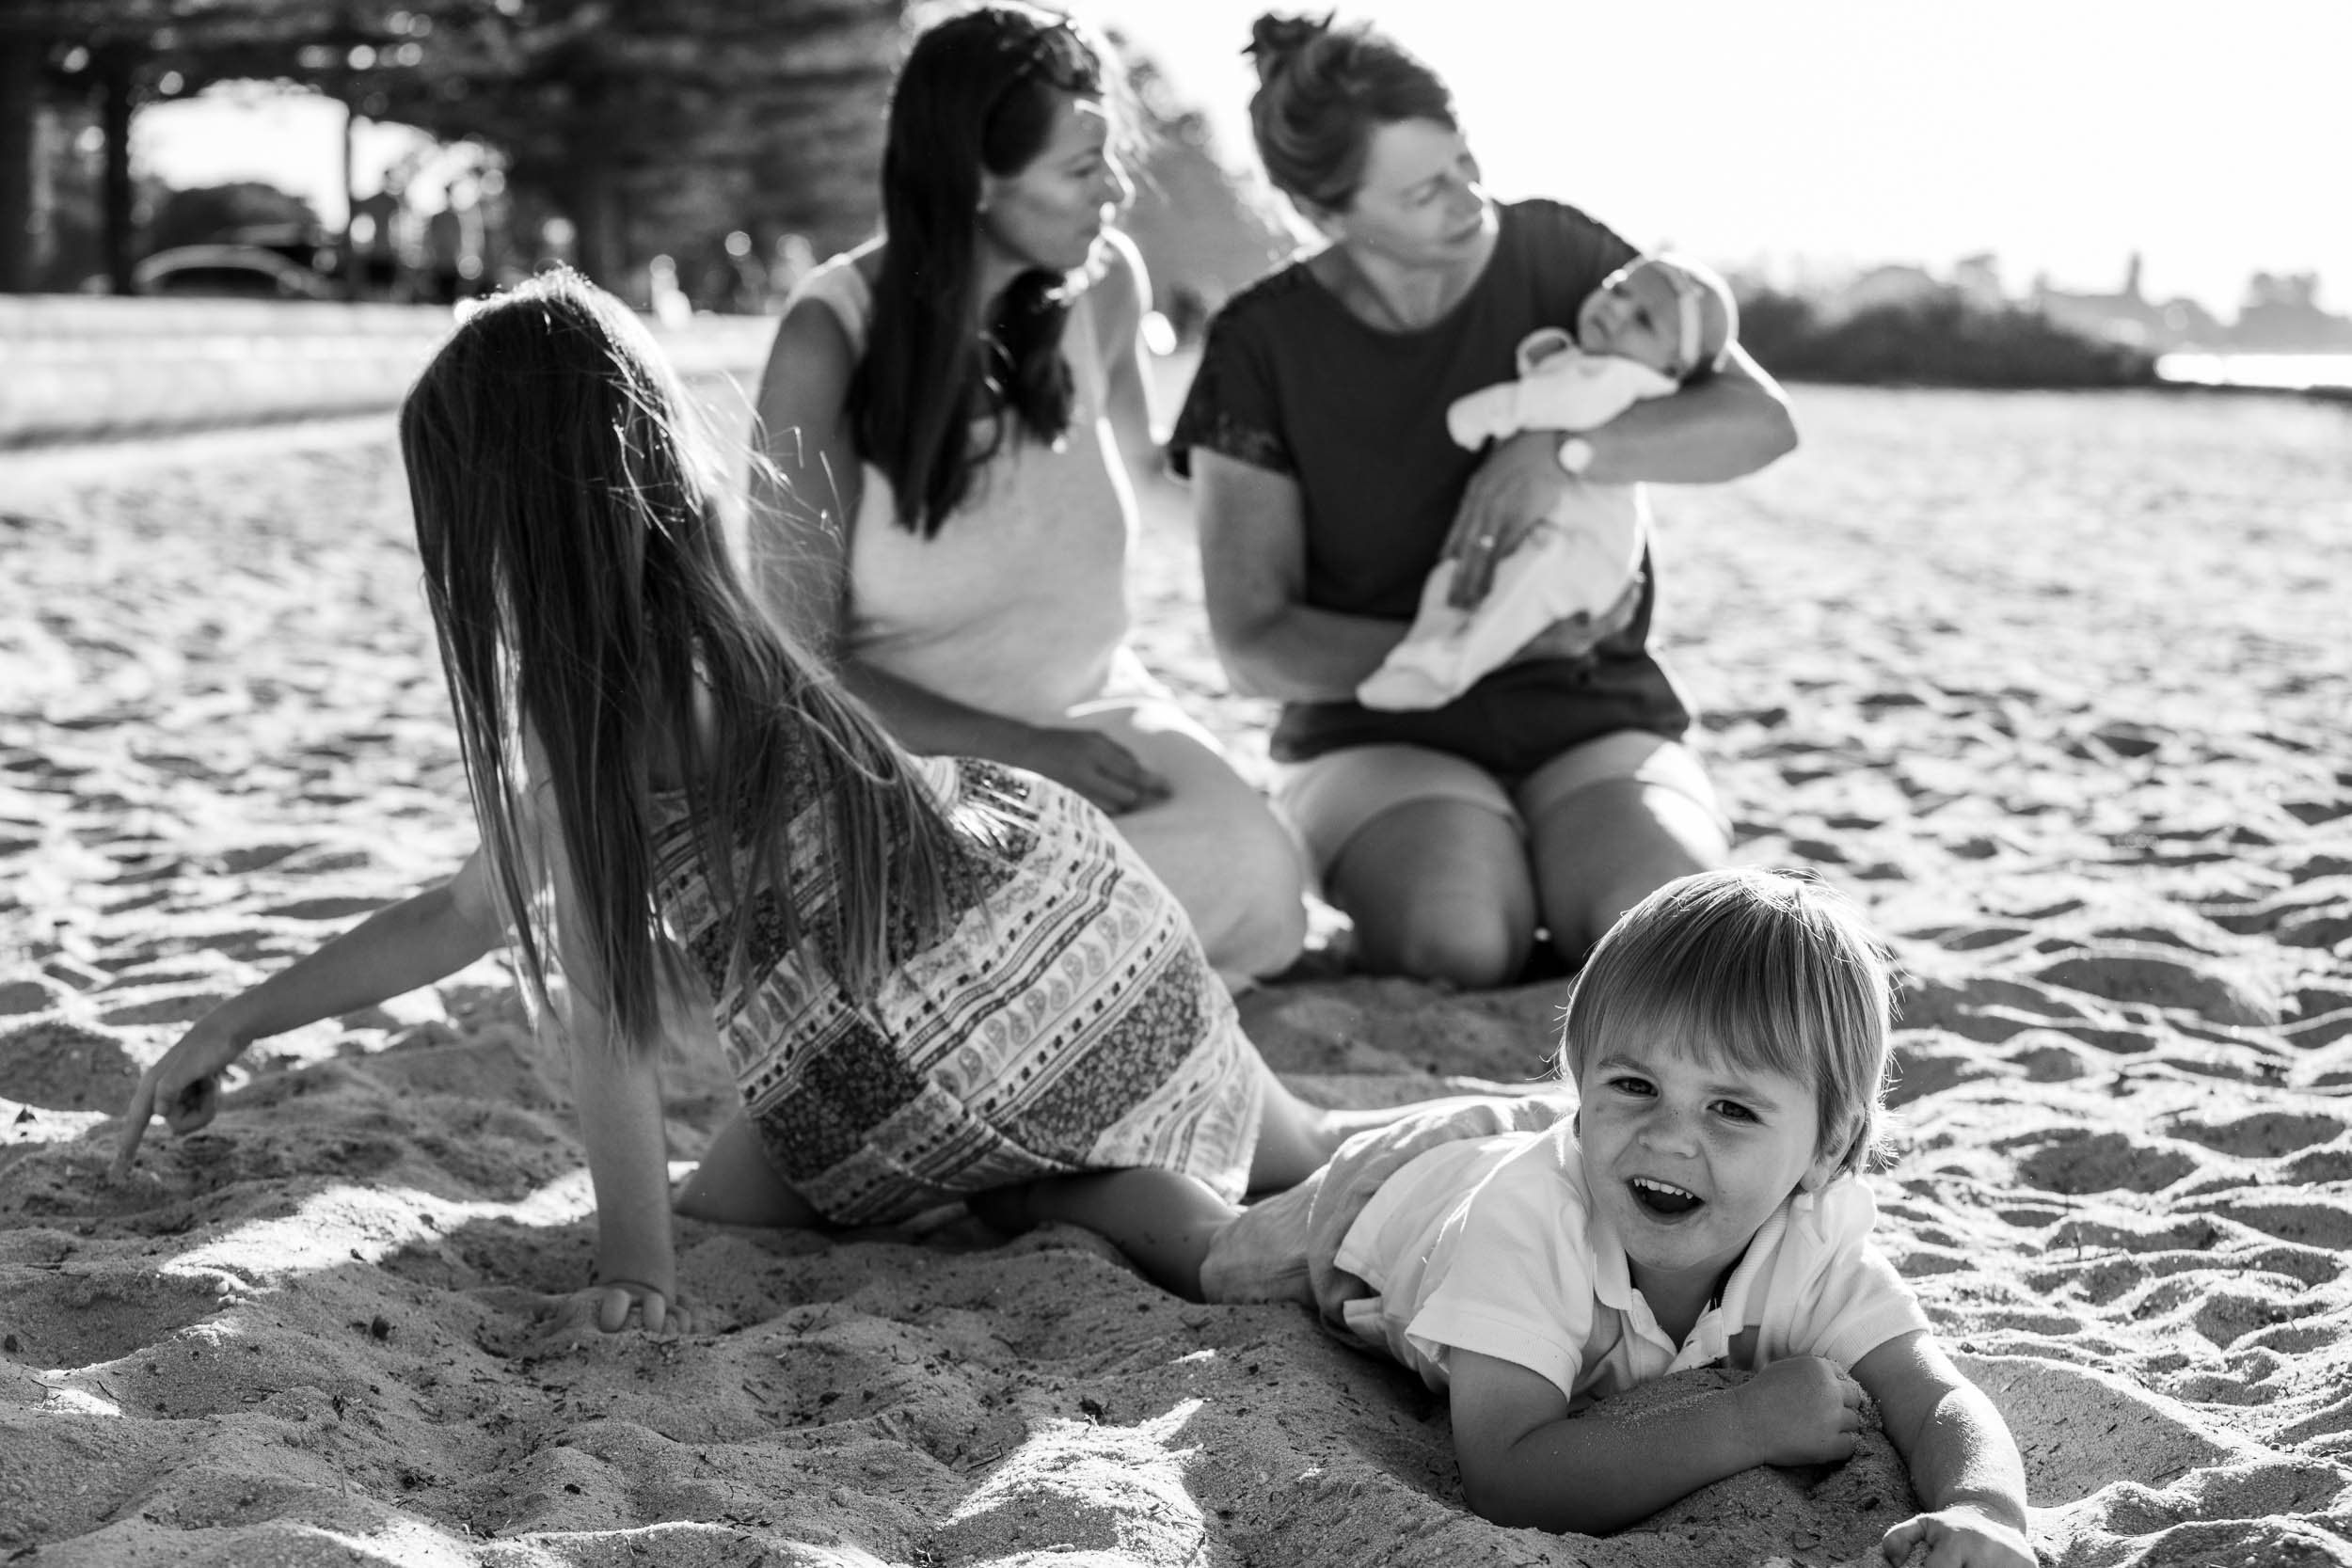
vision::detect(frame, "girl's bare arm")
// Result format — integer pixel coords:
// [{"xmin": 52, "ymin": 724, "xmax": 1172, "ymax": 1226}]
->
[
  {"xmin": 540, "ymin": 813, "xmax": 690, "ymax": 1334},
  {"xmin": 114, "ymin": 847, "xmax": 504, "ymax": 1177}
]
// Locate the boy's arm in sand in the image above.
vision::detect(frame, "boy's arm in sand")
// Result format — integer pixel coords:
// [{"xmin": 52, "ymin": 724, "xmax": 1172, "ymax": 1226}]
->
[
  {"xmin": 1854, "ymin": 1331, "xmax": 2034, "ymax": 1568},
  {"xmin": 1448, "ymin": 1347, "xmax": 1866, "ymax": 1533},
  {"xmin": 113, "ymin": 847, "xmax": 504, "ymax": 1178}
]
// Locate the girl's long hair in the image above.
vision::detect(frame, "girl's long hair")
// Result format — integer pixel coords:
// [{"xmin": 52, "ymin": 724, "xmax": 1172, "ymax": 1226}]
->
[
  {"xmin": 852, "ymin": 3, "xmax": 1114, "ymax": 537},
  {"xmin": 400, "ymin": 269, "xmax": 962, "ymax": 1052}
]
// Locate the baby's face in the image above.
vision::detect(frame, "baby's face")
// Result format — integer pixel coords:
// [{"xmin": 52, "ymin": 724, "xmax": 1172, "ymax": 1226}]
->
[
  {"xmin": 1576, "ymin": 261, "xmax": 1686, "ymax": 374},
  {"xmin": 1576, "ymin": 1037, "xmax": 1836, "ymax": 1296}
]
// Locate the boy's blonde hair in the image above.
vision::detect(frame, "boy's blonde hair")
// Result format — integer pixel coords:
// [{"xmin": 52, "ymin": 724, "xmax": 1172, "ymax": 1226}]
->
[{"xmin": 1559, "ymin": 868, "xmax": 1894, "ymax": 1176}]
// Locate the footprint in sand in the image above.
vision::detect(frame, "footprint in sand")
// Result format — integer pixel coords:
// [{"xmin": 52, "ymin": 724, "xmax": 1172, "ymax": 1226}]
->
[
  {"xmin": 0, "ymin": 1266, "xmax": 224, "ymax": 1369},
  {"xmin": 2193, "ymin": 1196, "xmax": 2352, "ymax": 1252},
  {"xmin": 2008, "ymin": 1129, "xmax": 2198, "ymax": 1196},
  {"xmin": 2165, "ymin": 1110, "xmax": 2344, "ymax": 1159},
  {"xmin": 0, "ymin": 1019, "xmax": 140, "ymax": 1112},
  {"xmin": 2032, "ymin": 945, "xmax": 2279, "ymax": 1027}
]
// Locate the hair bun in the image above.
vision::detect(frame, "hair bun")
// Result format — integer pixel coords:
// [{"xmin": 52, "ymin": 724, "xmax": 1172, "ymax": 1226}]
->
[{"xmin": 1246, "ymin": 11, "xmax": 1329, "ymax": 85}]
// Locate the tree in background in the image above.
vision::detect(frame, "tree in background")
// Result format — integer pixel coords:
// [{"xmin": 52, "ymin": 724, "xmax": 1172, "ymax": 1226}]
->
[
  {"xmin": 1113, "ymin": 39, "xmax": 1293, "ymax": 342},
  {"xmin": 1, "ymin": 0, "xmax": 906, "ymax": 297}
]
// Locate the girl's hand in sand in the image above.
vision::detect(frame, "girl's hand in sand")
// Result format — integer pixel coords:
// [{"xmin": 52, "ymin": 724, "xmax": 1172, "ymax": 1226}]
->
[
  {"xmin": 1008, "ymin": 725, "xmax": 1170, "ymax": 816},
  {"xmin": 1444, "ymin": 429, "xmax": 1570, "ymax": 609},
  {"xmin": 1733, "ymin": 1354, "xmax": 1866, "ymax": 1466},
  {"xmin": 1879, "ymin": 1504, "xmax": 2035, "ymax": 1568},
  {"xmin": 112, "ymin": 1012, "xmax": 248, "ymax": 1179}
]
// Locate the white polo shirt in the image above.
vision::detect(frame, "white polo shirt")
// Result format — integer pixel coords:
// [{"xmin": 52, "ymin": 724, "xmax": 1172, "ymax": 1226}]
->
[{"xmin": 1330, "ymin": 1122, "xmax": 1930, "ymax": 1406}]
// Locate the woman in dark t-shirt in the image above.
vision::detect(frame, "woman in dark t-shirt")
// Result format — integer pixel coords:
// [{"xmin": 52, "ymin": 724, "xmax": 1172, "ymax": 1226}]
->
[{"xmin": 1170, "ymin": 14, "xmax": 1799, "ymax": 987}]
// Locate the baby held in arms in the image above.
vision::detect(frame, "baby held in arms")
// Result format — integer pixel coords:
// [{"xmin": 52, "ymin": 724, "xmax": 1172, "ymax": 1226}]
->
[
  {"xmin": 1358, "ymin": 254, "xmax": 1740, "ymax": 712},
  {"xmin": 988, "ymin": 869, "xmax": 2034, "ymax": 1565}
]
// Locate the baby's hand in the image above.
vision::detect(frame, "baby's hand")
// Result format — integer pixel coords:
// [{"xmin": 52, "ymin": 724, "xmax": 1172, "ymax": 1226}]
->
[
  {"xmin": 1732, "ymin": 1354, "xmax": 1864, "ymax": 1467},
  {"xmin": 1880, "ymin": 1504, "xmax": 2035, "ymax": 1568}
]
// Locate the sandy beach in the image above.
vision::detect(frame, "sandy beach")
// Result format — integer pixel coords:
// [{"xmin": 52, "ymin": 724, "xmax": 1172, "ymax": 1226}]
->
[{"xmin": 4, "ymin": 380, "xmax": 2349, "ymax": 1565}]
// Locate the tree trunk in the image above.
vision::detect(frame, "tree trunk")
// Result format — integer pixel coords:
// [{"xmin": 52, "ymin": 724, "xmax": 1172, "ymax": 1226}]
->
[
  {"xmin": 96, "ymin": 44, "xmax": 135, "ymax": 294},
  {"xmin": 0, "ymin": 37, "xmax": 37, "ymax": 293},
  {"xmin": 340, "ymin": 97, "xmax": 360, "ymax": 300}
]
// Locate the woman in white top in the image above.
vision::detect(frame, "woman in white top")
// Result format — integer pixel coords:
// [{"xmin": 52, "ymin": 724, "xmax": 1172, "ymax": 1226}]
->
[{"xmin": 748, "ymin": 3, "xmax": 1307, "ymax": 986}]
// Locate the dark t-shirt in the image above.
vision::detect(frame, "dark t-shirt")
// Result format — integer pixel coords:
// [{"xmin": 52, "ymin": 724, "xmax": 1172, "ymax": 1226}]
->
[{"xmin": 1168, "ymin": 199, "xmax": 1691, "ymax": 777}]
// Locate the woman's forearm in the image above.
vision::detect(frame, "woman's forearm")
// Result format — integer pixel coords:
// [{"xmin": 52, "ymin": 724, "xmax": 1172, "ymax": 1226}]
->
[
  {"xmin": 836, "ymin": 659, "xmax": 1034, "ymax": 759},
  {"xmin": 1215, "ymin": 601, "xmax": 1410, "ymax": 705},
  {"xmin": 1581, "ymin": 371, "xmax": 1798, "ymax": 485}
]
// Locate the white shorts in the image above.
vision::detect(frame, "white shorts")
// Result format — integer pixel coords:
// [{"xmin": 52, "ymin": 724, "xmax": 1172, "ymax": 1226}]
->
[{"xmin": 1273, "ymin": 729, "xmax": 1724, "ymax": 879}]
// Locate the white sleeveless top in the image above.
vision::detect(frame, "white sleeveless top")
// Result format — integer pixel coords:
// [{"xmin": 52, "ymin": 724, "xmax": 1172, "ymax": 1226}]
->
[{"xmin": 786, "ymin": 256, "xmax": 1144, "ymax": 723}]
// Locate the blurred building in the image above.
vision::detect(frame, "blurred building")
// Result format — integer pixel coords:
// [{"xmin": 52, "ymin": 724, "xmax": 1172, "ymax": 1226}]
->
[{"xmin": 2031, "ymin": 253, "xmax": 2222, "ymax": 352}]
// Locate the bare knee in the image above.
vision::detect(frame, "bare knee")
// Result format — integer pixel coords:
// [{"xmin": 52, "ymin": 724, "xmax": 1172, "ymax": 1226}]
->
[
  {"xmin": 1536, "ymin": 782, "xmax": 1727, "ymax": 957},
  {"xmin": 1216, "ymin": 849, "xmax": 1309, "ymax": 980},
  {"xmin": 1356, "ymin": 899, "xmax": 1530, "ymax": 989}
]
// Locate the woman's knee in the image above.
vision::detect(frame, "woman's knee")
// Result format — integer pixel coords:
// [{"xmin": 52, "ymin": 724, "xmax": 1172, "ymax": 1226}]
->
[
  {"xmin": 674, "ymin": 1112, "xmax": 821, "ymax": 1228},
  {"xmin": 1213, "ymin": 812, "xmax": 1310, "ymax": 976},
  {"xmin": 1533, "ymin": 779, "xmax": 1727, "ymax": 955},
  {"xmin": 1356, "ymin": 900, "xmax": 1530, "ymax": 988},
  {"xmin": 1326, "ymin": 800, "xmax": 1534, "ymax": 987}
]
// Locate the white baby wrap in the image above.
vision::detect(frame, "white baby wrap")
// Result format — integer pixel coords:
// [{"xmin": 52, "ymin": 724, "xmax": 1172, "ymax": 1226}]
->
[{"xmin": 1358, "ymin": 333, "xmax": 1676, "ymax": 713}]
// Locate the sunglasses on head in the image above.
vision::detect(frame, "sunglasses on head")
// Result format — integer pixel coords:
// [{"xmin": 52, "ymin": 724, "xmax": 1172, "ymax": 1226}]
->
[{"xmin": 996, "ymin": 17, "xmax": 1098, "ymax": 96}]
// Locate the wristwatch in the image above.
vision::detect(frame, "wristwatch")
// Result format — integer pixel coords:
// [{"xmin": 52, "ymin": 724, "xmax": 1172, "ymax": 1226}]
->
[{"xmin": 1556, "ymin": 436, "xmax": 1595, "ymax": 475}]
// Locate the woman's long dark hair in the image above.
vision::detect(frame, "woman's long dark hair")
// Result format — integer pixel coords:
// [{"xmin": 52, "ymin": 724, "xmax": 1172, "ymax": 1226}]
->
[
  {"xmin": 852, "ymin": 3, "xmax": 1114, "ymax": 537},
  {"xmin": 400, "ymin": 269, "xmax": 963, "ymax": 1053}
]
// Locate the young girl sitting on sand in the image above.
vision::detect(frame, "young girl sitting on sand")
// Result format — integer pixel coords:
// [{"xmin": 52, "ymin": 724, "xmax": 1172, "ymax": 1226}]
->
[
  {"xmin": 111, "ymin": 270, "xmax": 1431, "ymax": 1336},
  {"xmin": 984, "ymin": 869, "xmax": 2035, "ymax": 1565}
]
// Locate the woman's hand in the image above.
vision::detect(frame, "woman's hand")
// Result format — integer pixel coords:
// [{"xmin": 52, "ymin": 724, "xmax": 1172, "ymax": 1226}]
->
[
  {"xmin": 1007, "ymin": 724, "xmax": 1170, "ymax": 816},
  {"xmin": 112, "ymin": 1011, "xmax": 248, "ymax": 1180},
  {"xmin": 1443, "ymin": 429, "xmax": 1574, "ymax": 609}
]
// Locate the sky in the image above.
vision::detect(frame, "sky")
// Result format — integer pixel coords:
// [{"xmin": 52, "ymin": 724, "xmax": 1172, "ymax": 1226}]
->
[{"xmin": 135, "ymin": 0, "xmax": 2349, "ymax": 317}]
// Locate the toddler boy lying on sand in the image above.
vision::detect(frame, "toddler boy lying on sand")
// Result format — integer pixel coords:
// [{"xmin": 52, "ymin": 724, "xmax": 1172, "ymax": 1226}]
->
[{"xmin": 986, "ymin": 870, "xmax": 2034, "ymax": 1565}]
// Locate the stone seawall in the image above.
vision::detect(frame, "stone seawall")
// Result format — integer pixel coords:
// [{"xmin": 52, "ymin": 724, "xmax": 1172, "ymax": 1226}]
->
[{"xmin": 0, "ymin": 297, "xmax": 776, "ymax": 449}]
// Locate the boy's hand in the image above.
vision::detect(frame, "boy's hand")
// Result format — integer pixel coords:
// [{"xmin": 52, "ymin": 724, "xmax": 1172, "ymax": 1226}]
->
[
  {"xmin": 113, "ymin": 1013, "xmax": 247, "ymax": 1180},
  {"xmin": 1732, "ymin": 1354, "xmax": 1866, "ymax": 1466},
  {"xmin": 1881, "ymin": 1504, "xmax": 2035, "ymax": 1568}
]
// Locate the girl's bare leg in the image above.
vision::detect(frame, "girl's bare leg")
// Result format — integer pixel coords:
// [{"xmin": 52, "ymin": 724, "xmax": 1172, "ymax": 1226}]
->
[
  {"xmin": 969, "ymin": 1170, "xmax": 1239, "ymax": 1300},
  {"xmin": 1245, "ymin": 1066, "xmax": 1563, "ymax": 1195},
  {"xmin": 674, "ymin": 1110, "xmax": 825, "ymax": 1228}
]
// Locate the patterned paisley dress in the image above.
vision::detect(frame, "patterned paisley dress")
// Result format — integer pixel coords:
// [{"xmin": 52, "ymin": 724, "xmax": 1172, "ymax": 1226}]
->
[{"xmin": 649, "ymin": 753, "xmax": 1264, "ymax": 1224}]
